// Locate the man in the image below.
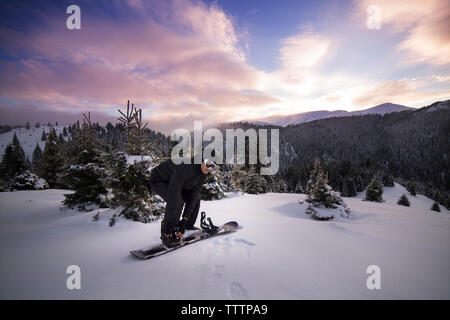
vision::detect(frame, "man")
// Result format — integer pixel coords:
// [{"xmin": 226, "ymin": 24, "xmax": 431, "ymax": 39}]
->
[{"xmin": 148, "ymin": 157, "xmax": 216, "ymax": 247}]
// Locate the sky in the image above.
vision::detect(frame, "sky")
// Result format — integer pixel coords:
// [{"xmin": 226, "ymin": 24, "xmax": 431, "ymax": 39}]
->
[{"xmin": 0, "ymin": 0, "xmax": 449, "ymax": 133}]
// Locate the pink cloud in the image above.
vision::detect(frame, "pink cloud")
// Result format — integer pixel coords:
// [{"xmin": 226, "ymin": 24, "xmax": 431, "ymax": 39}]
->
[
  {"xmin": 355, "ymin": 0, "xmax": 450, "ymax": 65},
  {"xmin": 353, "ymin": 79, "xmax": 450, "ymax": 107},
  {"xmin": 0, "ymin": 0, "xmax": 278, "ymax": 131}
]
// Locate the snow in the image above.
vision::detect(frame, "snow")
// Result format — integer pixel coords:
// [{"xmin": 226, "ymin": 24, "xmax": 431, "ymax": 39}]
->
[
  {"xmin": 0, "ymin": 183, "xmax": 448, "ymax": 299},
  {"xmin": 125, "ymin": 154, "xmax": 155, "ymax": 165},
  {"xmin": 0, "ymin": 125, "xmax": 70, "ymax": 162}
]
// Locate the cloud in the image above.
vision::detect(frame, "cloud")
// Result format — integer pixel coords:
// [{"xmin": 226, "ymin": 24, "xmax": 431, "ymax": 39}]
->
[
  {"xmin": 279, "ymin": 32, "xmax": 332, "ymax": 70},
  {"xmin": 1, "ymin": 0, "xmax": 448, "ymax": 132},
  {"xmin": 355, "ymin": 0, "xmax": 450, "ymax": 65},
  {"xmin": 0, "ymin": 0, "xmax": 278, "ymax": 132},
  {"xmin": 353, "ymin": 78, "xmax": 450, "ymax": 107}
]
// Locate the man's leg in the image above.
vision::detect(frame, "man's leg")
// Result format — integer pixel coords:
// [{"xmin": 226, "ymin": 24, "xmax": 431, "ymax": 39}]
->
[
  {"xmin": 180, "ymin": 190, "xmax": 201, "ymax": 229},
  {"xmin": 185, "ymin": 198, "xmax": 200, "ymax": 229},
  {"xmin": 151, "ymin": 181, "xmax": 184, "ymax": 235}
]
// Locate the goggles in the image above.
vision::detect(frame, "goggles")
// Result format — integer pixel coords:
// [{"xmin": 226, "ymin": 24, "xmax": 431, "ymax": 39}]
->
[{"xmin": 203, "ymin": 158, "xmax": 217, "ymax": 169}]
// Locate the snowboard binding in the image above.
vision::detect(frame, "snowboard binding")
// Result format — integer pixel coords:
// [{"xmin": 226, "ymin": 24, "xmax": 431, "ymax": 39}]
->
[{"xmin": 200, "ymin": 211, "xmax": 219, "ymax": 234}]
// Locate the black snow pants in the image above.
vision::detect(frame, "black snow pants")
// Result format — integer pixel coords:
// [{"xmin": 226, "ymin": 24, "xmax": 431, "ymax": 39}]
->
[{"xmin": 150, "ymin": 181, "xmax": 201, "ymax": 235}]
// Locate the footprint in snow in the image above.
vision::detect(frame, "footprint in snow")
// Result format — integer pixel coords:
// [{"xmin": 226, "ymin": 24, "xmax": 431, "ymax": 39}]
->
[
  {"xmin": 228, "ymin": 282, "xmax": 250, "ymax": 300},
  {"xmin": 194, "ymin": 264, "xmax": 225, "ymax": 281}
]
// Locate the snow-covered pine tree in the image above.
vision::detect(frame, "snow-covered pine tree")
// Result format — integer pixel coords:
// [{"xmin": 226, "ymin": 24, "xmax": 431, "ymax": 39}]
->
[
  {"xmin": 397, "ymin": 194, "xmax": 410, "ymax": 207},
  {"xmin": 294, "ymin": 182, "xmax": 304, "ymax": 193},
  {"xmin": 61, "ymin": 113, "xmax": 107, "ymax": 210},
  {"xmin": 38, "ymin": 128, "xmax": 62, "ymax": 187},
  {"xmin": 269, "ymin": 176, "xmax": 288, "ymax": 193},
  {"xmin": 102, "ymin": 105, "xmax": 166, "ymax": 223},
  {"xmin": 104, "ymin": 151, "xmax": 165, "ymax": 222},
  {"xmin": 431, "ymin": 202, "xmax": 440, "ymax": 212},
  {"xmin": 229, "ymin": 164, "xmax": 247, "ymax": 193},
  {"xmin": 201, "ymin": 170, "xmax": 225, "ymax": 200},
  {"xmin": 12, "ymin": 171, "xmax": 48, "ymax": 190},
  {"xmin": 35, "ymin": 122, "xmax": 40, "ymax": 128},
  {"xmin": 365, "ymin": 175, "xmax": 383, "ymax": 202},
  {"xmin": 26, "ymin": 122, "xmax": 30, "ymax": 130},
  {"xmin": 216, "ymin": 164, "xmax": 234, "ymax": 192},
  {"xmin": 305, "ymin": 159, "xmax": 350, "ymax": 220},
  {"xmin": 41, "ymin": 130, "xmax": 46, "ymax": 141},
  {"xmin": 306, "ymin": 158, "xmax": 323, "ymax": 195},
  {"xmin": 245, "ymin": 169, "xmax": 269, "ymax": 194}
]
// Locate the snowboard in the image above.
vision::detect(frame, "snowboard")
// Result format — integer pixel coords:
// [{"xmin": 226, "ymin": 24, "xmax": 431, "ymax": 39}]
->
[{"xmin": 130, "ymin": 221, "xmax": 238, "ymax": 260}]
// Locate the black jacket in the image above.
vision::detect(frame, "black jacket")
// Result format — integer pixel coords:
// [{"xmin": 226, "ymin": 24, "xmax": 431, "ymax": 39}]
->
[{"xmin": 150, "ymin": 159, "xmax": 206, "ymax": 220}]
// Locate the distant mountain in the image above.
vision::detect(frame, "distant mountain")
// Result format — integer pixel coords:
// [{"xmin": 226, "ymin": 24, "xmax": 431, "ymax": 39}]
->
[
  {"xmin": 223, "ymin": 100, "xmax": 450, "ymax": 209},
  {"xmin": 246, "ymin": 103, "xmax": 413, "ymax": 126}
]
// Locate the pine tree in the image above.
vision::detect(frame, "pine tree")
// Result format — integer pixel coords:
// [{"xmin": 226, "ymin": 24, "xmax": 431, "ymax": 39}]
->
[
  {"xmin": 0, "ymin": 134, "xmax": 28, "ymax": 186},
  {"xmin": 61, "ymin": 113, "xmax": 107, "ymax": 210},
  {"xmin": 104, "ymin": 151, "xmax": 164, "ymax": 221},
  {"xmin": 117, "ymin": 101, "xmax": 149, "ymax": 155},
  {"xmin": 230, "ymin": 165, "xmax": 247, "ymax": 193},
  {"xmin": 201, "ymin": 170, "xmax": 225, "ymax": 200},
  {"xmin": 431, "ymin": 202, "xmax": 440, "ymax": 212},
  {"xmin": 0, "ymin": 144, "xmax": 13, "ymax": 182},
  {"xmin": 35, "ymin": 122, "xmax": 40, "ymax": 128},
  {"xmin": 306, "ymin": 159, "xmax": 323, "ymax": 195},
  {"xmin": 58, "ymin": 133, "xmax": 65, "ymax": 144},
  {"xmin": 31, "ymin": 143, "xmax": 43, "ymax": 170},
  {"xmin": 26, "ymin": 122, "xmax": 30, "ymax": 130},
  {"xmin": 13, "ymin": 171, "xmax": 48, "ymax": 190},
  {"xmin": 305, "ymin": 161, "xmax": 350, "ymax": 220},
  {"xmin": 365, "ymin": 176, "xmax": 383, "ymax": 202},
  {"xmin": 11, "ymin": 133, "xmax": 27, "ymax": 171},
  {"xmin": 294, "ymin": 182, "xmax": 303, "ymax": 193},
  {"xmin": 406, "ymin": 181, "xmax": 417, "ymax": 196},
  {"xmin": 397, "ymin": 194, "xmax": 410, "ymax": 207},
  {"xmin": 346, "ymin": 178, "xmax": 357, "ymax": 197},
  {"xmin": 41, "ymin": 130, "xmax": 46, "ymax": 141},
  {"xmin": 382, "ymin": 173, "xmax": 395, "ymax": 187},
  {"xmin": 38, "ymin": 128, "xmax": 61, "ymax": 187},
  {"xmin": 245, "ymin": 170, "xmax": 268, "ymax": 194}
]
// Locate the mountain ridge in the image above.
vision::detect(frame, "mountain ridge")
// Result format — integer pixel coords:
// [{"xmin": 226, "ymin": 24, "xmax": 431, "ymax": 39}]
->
[{"xmin": 244, "ymin": 103, "xmax": 413, "ymax": 126}]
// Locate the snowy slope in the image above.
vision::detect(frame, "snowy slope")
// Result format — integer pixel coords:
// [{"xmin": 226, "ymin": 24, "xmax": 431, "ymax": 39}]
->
[
  {"xmin": 0, "ymin": 125, "xmax": 70, "ymax": 162},
  {"xmin": 0, "ymin": 183, "xmax": 448, "ymax": 299}
]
